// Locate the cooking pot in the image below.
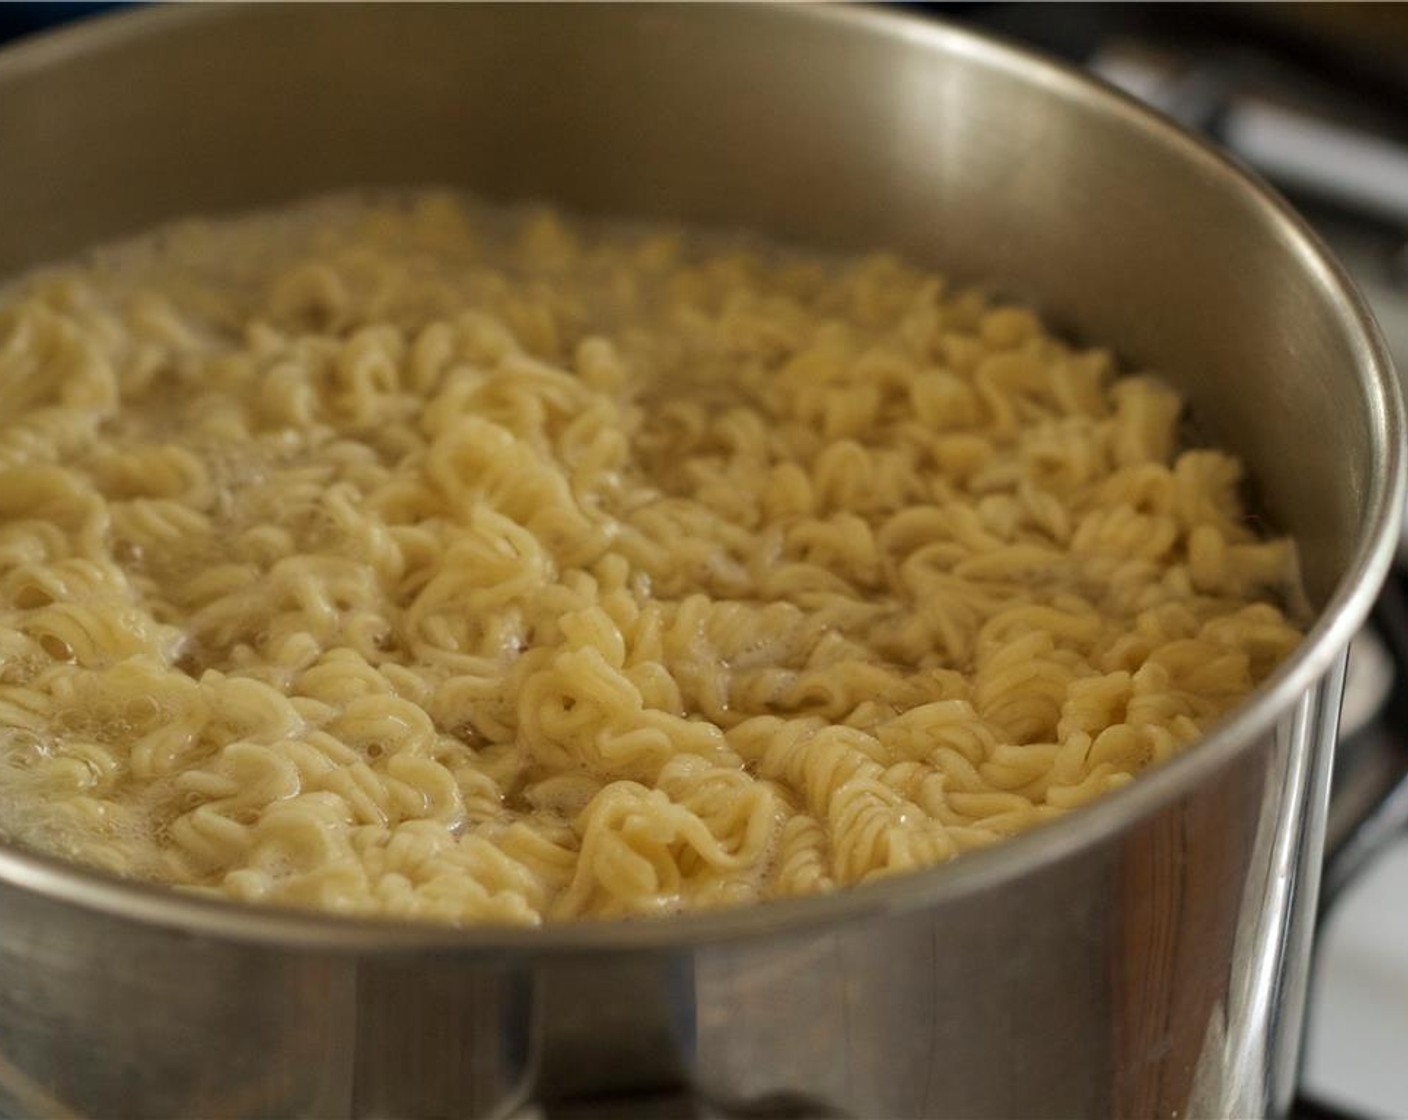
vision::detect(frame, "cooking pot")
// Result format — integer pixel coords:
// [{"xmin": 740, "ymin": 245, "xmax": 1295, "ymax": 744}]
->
[{"xmin": 0, "ymin": 5, "xmax": 1401, "ymax": 1118}]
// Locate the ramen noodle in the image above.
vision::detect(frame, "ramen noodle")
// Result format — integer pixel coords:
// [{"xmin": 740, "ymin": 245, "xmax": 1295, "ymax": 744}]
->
[{"xmin": 0, "ymin": 192, "xmax": 1303, "ymax": 924}]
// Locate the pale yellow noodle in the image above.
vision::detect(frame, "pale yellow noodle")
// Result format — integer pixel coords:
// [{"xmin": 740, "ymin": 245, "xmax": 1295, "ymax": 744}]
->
[{"xmin": 0, "ymin": 191, "xmax": 1305, "ymax": 925}]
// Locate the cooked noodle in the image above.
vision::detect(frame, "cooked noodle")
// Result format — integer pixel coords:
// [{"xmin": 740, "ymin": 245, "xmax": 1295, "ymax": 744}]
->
[{"xmin": 0, "ymin": 192, "xmax": 1303, "ymax": 924}]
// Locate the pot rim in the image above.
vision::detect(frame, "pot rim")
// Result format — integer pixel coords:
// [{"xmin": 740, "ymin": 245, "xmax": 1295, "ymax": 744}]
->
[{"xmin": 0, "ymin": 1, "xmax": 1401, "ymax": 954}]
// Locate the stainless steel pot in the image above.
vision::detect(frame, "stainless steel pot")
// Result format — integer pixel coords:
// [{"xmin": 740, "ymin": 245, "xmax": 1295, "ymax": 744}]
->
[{"xmin": 0, "ymin": 6, "xmax": 1401, "ymax": 1119}]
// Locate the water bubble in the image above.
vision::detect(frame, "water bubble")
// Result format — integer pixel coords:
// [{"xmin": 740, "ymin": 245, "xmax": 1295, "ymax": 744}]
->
[
  {"xmin": 38, "ymin": 634, "xmax": 75, "ymax": 662},
  {"xmin": 124, "ymin": 696, "xmax": 162, "ymax": 724},
  {"xmin": 13, "ymin": 584, "xmax": 53, "ymax": 610}
]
